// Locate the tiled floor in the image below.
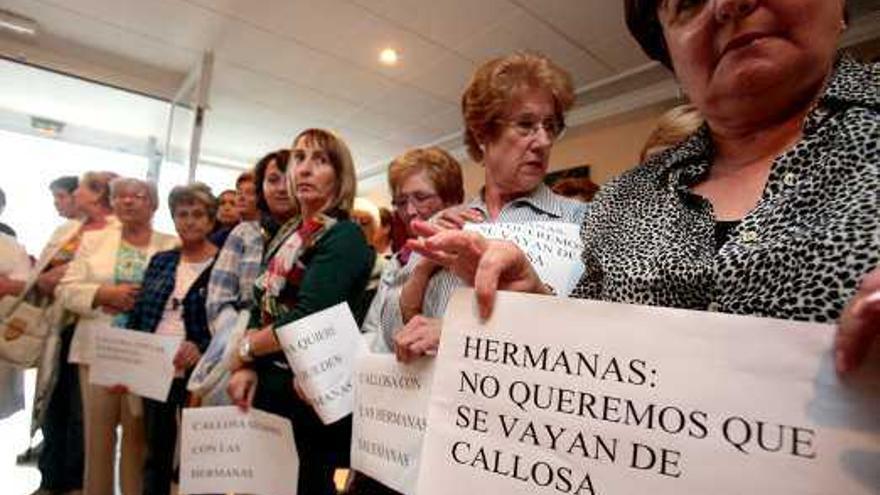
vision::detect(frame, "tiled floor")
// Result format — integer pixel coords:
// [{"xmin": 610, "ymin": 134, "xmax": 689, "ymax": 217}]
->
[{"xmin": 1, "ymin": 369, "xmax": 41, "ymax": 495}]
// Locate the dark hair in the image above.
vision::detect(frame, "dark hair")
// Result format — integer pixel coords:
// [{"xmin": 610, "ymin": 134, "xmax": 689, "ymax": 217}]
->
[
  {"xmin": 254, "ymin": 149, "xmax": 291, "ymax": 216},
  {"xmin": 0, "ymin": 187, "xmax": 5, "ymax": 210},
  {"xmin": 624, "ymin": 0, "xmax": 849, "ymax": 69},
  {"xmin": 50, "ymin": 176, "xmax": 79, "ymax": 194},
  {"xmin": 624, "ymin": 0, "xmax": 671, "ymax": 68}
]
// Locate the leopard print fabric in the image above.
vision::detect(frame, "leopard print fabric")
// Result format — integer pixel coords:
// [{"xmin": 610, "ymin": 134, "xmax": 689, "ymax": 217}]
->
[{"xmin": 572, "ymin": 56, "xmax": 880, "ymax": 323}]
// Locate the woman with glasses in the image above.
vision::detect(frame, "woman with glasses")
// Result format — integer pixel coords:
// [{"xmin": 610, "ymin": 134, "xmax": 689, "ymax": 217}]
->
[
  {"xmin": 361, "ymin": 147, "xmax": 464, "ymax": 354},
  {"xmin": 57, "ymin": 177, "xmax": 177, "ymax": 495},
  {"xmin": 391, "ymin": 52, "xmax": 588, "ymax": 363}
]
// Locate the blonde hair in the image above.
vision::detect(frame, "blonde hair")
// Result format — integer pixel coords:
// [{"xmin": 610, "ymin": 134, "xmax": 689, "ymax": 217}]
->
[
  {"xmin": 387, "ymin": 147, "xmax": 464, "ymax": 206},
  {"xmin": 81, "ymin": 171, "xmax": 120, "ymax": 210},
  {"xmin": 291, "ymin": 128, "xmax": 357, "ymax": 214},
  {"xmin": 462, "ymin": 52, "xmax": 575, "ymax": 162},
  {"xmin": 640, "ymin": 104, "xmax": 704, "ymax": 162}
]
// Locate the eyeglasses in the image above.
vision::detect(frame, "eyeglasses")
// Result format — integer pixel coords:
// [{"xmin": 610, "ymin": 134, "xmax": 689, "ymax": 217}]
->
[
  {"xmin": 112, "ymin": 192, "xmax": 149, "ymax": 202},
  {"xmin": 501, "ymin": 115, "xmax": 566, "ymax": 141},
  {"xmin": 392, "ymin": 192, "xmax": 441, "ymax": 210}
]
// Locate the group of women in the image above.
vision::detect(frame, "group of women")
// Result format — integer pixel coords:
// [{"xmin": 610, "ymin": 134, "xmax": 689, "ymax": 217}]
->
[{"xmin": 6, "ymin": 0, "xmax": 877, "ymax": 494}]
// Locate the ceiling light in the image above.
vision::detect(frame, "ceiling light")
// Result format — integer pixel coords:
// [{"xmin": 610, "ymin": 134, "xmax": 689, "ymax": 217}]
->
[
  {"xmin": 0, "ymin": 9, "xmax": 38, "ymax": 36},
  {"xmin": 379, "ymin": 48, "xmax": 399, "ymax": 66},
  {"xmin": 31, "ymin": 116, "xmax": 64, "ymax": 137}
]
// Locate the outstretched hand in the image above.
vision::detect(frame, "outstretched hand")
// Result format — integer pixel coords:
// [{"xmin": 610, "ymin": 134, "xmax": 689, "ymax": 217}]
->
[{"xmin": 406, "ymin": 220, "xmax": 549, "ymax": 319}]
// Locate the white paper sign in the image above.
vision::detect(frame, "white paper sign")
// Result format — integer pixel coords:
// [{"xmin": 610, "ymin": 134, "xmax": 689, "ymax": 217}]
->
[
  {"xmin": 179, "ymin": 406, "xmax": 298, "ymax": 495},
  {"xmin": 351, "ymin": 352, "xmax": 435, "ymax": 494},
  {"xmin": 416, "ymin": 289, "xmax": 880, "ymax": 495},
  {"xmin": 276, "ymin": 302, "xmax": 366, "ymax": 424},
  {"xmin": 89, "ymin": 325, "xmax": 182, "ymax": 402},
  {"xmin": 465, "ymin": 222, "xmax": 583, "ymax": 295}
]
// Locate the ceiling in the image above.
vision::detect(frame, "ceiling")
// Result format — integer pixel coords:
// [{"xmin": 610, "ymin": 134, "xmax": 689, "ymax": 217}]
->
[
  {"xmin": 0, "ymin": 0, "xmax": 652, "ymax": 171},
  {"xmin": 0, "ymin": 0, "xmax": 879, "ymax": 178}
]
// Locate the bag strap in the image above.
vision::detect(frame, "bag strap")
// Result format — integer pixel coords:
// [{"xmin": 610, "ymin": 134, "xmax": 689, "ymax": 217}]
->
[
  {"xmin": 2, "ymin": 273, "xmax": 39, "ymax": 319},
  {"xmin": 3, "ymin": 222, "xmax": 82, "ymax": 319}
]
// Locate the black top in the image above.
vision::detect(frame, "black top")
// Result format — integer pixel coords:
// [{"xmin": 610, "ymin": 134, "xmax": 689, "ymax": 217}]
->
[{"xmin": 714, "ymin": 220, "xmax": 741, "ymax": 252}]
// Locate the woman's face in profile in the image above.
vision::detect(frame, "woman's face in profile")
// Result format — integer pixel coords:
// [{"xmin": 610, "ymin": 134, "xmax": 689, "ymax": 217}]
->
[{"xmin": 658, "ymin": 0, "xmax": 845, "ymax": 116}]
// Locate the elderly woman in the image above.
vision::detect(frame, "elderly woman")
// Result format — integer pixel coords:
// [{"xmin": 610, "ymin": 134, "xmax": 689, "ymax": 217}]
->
[
  {"xmin": 362, "ymin": 147, "xmax": 464, "ymax": 353},
  {"xmin": 190, "ymin": 152, "xmax": 296, "ymax": 404},
  {"xmin": 409, "ymin": 1, "xmax": 878, "ymax": 373},
  {"xmin": 127, "ymin": 183, "xmax": 218, "ymax": 495},
  {"xmin": 32, "ymin": 171, "xmax": 118, "ymax": 495},
  {"xmin": 57, "ymin": 177, "xmax": 177, "ymax": 495},
  {"xmin": 394, "ymin": 52, "xmax": 588, "ymax": 362},
  {"xmin": 226, "ymin": 129, "xmax": 373, "ymax": 495}
]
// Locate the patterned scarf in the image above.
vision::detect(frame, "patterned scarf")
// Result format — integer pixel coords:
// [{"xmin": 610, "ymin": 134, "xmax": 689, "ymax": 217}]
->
[{"xmin": 255, "ymin": 214, "xmax": 337, "ymax": 324}]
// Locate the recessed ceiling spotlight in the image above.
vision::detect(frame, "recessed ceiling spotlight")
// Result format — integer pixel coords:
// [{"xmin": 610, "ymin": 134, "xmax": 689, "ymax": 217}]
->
[{"xmin": 379, "ymin": 48, "xmax": 399, "ymax": 66}]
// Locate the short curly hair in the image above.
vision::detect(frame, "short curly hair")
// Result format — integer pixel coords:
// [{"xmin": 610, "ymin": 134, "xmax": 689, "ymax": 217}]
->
[
  {"xmin": 168, "ymin": 182, "xmax": 218, "ymax": 220},
  {"xmin": 387, "ymin": 147, "xmax": 464, "ymax": 206},
  {"xmin": 462, "ymin": 52, "xmax": 575, "ymax": 162}
]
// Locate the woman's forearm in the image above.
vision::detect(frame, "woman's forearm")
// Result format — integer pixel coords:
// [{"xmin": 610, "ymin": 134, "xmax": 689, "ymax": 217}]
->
[
  {"xmin": 0, "ymin": 277, "xmax": 25, "ymax": 298},
  {"xmin": 249, "ymin": 325, "xmax": 281, "ymax": 356}
]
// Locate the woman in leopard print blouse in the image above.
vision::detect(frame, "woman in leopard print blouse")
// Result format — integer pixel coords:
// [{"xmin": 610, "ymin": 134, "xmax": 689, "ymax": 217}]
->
[{"xmin": 408, "ymin": 0, "xmax": 878, "ymax": 374}]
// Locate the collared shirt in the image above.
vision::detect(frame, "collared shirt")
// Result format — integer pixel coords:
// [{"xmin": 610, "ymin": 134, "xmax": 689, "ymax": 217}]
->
[
  {"xmin": 571, "ymin": 56, "xmax": 880, "ymax": 323},
  {"xmin": 372, "ymin": 184, "xmax": 588, "ymax": 351},
  {"xmin": 205, "ymin": 221, "xmax": 264, "ymax": 333}
]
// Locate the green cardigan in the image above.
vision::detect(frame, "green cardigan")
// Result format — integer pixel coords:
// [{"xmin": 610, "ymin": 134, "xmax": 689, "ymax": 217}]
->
[{"xmin": 249, "ymin": 219, "xmax": 374, "ymax": 368}]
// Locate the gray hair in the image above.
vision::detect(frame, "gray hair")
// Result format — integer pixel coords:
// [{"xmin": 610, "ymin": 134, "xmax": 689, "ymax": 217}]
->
[
  {"xmin": 109, "ymin": 177, "xmax": 159, "ymax": 211},
  {"xmin": 168, "ymin": 182, "xmax": 218, "ymax": 219}
]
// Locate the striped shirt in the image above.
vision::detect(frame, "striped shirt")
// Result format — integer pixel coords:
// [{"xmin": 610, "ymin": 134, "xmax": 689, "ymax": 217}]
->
[
  {"xmin": 205, "ymin": 221, "xmax": 264, "ymax": 334},
  {"xmin": 371, "ymin": 184, "xmax": 587, "ymax": 352}
]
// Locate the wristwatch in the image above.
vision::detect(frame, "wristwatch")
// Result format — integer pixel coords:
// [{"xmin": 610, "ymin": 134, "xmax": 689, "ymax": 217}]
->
[{"xmin": 237, "ymin": 335, "xmax": 254, "ymax": 363}]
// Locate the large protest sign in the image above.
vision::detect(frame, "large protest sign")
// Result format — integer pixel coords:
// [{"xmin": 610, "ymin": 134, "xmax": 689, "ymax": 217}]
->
[
  {"xmin": 276, "ymin": 302, "xmax": 366, "ymax": 424},
  {"xmin": 416, "ymin": 289, "xmax": 880, "ymax": 495},
  {"xmin": 180, "ymin": 406, "xmax": 298, "ymax": 495},
  {"xmin": 89, "ymin": 325, "xmax": 181, "ymax": 401},
  {"xmin": 465, "ymin": 222, "xmax": 583, "ymax": 296},
  {"xmin": 351, "ymin": 352, "xmax": 435, "ymax": 494}
]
